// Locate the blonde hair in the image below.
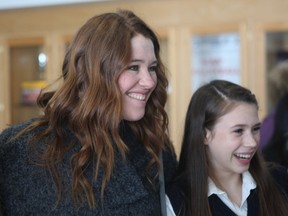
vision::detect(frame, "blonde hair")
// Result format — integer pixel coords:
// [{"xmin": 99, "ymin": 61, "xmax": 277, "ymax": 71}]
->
[{"xmin": 268, "ymin": 60, "xmax": 288, "ymax": 105}]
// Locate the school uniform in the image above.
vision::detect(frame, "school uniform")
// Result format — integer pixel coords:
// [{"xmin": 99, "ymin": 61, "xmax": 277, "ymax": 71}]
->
[{"xmin": 167, "ymin": 168, "xmax": 288, "ymax": 216}]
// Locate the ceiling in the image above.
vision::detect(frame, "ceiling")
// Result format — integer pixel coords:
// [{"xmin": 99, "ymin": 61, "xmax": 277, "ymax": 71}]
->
[{"xmin": 0, "ymin": 0, "xmax": 111, "ymax": 10}]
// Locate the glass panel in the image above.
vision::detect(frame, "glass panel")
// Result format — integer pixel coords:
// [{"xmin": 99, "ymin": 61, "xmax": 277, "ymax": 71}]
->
[
  {"xmin": 265, "ymin": 31, "xmax": 288, "ymax": 111},
  {"xmin": 159, "ymin": 37, "xmax": 170, "ymax": 113},
  {"xmin": 10, "ymin": 45, "xmax": 47, "ymax": 124},
  {"xmin": 191, "ymin": 33, "xmax": 241, "ymax": 92}
]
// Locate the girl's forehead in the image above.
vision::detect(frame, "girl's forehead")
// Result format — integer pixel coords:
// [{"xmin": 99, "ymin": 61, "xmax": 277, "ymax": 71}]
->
[{"xmin": 215, "ymin": 103, "xmax": 259, "ymax": 127}]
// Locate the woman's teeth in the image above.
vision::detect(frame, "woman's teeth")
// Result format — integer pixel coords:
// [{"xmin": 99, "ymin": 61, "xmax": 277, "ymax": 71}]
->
[{"xmin": 128, "ymin": 93, "xmax": 146, "ymax": 101}]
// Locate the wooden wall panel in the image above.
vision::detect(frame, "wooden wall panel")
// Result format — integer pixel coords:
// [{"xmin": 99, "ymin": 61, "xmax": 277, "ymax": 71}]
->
[{"xmin": 1, "ymin": 0, "xmax": 288, "ymax": 154}]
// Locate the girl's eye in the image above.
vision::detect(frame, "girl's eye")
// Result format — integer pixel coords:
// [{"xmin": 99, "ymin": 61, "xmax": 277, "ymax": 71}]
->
[
  {"xmin": 128, "ymin": 65, "xmax": 139, "ymax": 71},
  {"xmin": 148, "ymin": 66, "xmax": 157, "ymax": 73},
  {"xmin": 234, "ymin": 128, "xmax": 243, "ymax": 134},
  {"xmin": 253, "ymin": 126, "xmax": 260, "ymax": 134}
]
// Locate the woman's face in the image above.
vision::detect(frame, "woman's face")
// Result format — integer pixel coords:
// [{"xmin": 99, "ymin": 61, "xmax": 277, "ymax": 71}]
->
[
  {"xmin": 205, "ymin": 103, "xmax": 261, "ymax": 178},
  {"xmin": 118, "ymin": 34, "xmax": 157, "ymax": 121}
]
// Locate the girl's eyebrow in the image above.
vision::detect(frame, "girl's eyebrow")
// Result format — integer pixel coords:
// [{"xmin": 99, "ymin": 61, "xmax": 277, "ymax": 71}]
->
[{"xmin": 231, "ymin": 122, "xmax": 261, "ymax": 128}]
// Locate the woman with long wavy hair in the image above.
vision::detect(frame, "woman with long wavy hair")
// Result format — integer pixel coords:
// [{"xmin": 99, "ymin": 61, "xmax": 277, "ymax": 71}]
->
[
  {"xmin": 167, "ymin": 80, "xmax": 288, "ymax": 216},
  {"xmin": 0, "ymin": 10, "xmax": 177, "ymax": 215}
]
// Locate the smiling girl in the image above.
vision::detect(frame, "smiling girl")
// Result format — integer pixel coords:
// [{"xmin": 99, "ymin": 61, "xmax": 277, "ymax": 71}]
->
[{"xmin": 167, "ymin": 80, "xmax": 288, "ymax": 216}]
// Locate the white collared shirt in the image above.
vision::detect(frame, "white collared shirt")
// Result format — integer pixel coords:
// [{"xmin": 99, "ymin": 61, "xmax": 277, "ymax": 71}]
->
[
  {"xmin": 208, "ymin": 171, "xmax": 256, "ymax": 216},
  {"xmin": 166, "ymin": 194, "xmax": 176, "ymax": 216}
]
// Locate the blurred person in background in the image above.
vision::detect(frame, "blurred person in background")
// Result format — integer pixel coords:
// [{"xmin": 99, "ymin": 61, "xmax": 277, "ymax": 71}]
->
[
  {"xmin": 262, "ymin": 93, "xmax": 288, "ymax": 168},
  {"xmin": 259, "ymin": 60, "xmax": 288, "ymax": 149}
]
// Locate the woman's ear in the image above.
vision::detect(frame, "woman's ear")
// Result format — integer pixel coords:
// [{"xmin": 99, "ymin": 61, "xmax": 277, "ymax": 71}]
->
[{"xmin": 204, "ymin": 129, "xmax": 212, "ymax": 145}]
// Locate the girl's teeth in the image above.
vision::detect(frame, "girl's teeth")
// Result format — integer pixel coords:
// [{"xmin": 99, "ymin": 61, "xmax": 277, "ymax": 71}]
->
[{"xmin": 235, "ymin": 154, "xmax": 251, "ymax": 159}]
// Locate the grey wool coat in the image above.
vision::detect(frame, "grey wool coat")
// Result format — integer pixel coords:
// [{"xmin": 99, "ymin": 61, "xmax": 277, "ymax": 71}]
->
[{"xmin": 0, "ymin": 119, "xmax": 178, "ymax": 216}]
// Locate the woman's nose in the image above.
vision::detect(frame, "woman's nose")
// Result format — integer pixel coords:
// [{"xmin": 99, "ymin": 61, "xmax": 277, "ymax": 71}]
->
[{"xmin": 138, "ymin": 70, "xmax": 157, "ymax": 89}]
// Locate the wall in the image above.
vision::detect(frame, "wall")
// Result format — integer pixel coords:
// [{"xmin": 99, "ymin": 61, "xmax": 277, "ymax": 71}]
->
[{"xmin": 1, "ymin": 0, "xmax": 288, "ymax": 154}]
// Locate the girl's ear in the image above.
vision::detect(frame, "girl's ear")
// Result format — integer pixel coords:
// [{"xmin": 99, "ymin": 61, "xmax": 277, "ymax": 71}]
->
[{"xmin": 204, "ymin": 129, "xmax": 212, "ymax": 145}]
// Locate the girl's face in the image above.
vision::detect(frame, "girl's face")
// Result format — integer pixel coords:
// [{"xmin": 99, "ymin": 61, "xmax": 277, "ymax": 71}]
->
[
  {"xmin": 118, "ymin": 34, "xmax": 157, "ymax": 121},
  {"xmin": 205, "ymin": 103, "xmax": 261, "ymax": 178}
]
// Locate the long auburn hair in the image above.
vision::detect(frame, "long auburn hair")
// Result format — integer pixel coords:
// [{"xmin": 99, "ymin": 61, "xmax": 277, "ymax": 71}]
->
[
  {"xmin": 20, "ymin": 10, "xmax": 172, "ymax": 208},
  {"xmin": 176, "ymin": 80, "xmax": 288, "ymax": 215}
]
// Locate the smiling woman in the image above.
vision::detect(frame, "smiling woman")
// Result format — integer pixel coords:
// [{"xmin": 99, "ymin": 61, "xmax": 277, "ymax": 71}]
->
[
  {"xmin": 118, "ymin": 34, "xmax": 158, "ymax": 121},
  {"xmin": 0, "ymin": 10, "xmax": 177, "ymax": 215}
]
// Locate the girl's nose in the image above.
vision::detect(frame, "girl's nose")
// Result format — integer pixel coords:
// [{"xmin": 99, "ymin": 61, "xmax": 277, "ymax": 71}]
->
[{"xmin": 244, "ymin": 133, "xmax": 259, "ymax": 148}]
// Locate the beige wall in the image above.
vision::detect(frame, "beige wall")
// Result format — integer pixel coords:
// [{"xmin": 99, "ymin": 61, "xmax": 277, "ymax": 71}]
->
[{"xmin": 1, "ymin": 0, "xmax": 288, "ymax": 154}]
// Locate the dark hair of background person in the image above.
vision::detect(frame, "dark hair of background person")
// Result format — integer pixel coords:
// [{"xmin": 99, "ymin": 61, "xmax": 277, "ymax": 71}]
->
[
  {"xmin": 260, "ymin": 60, "xmax": 288, "ymax": 149},
  {"xmin": 173, "ymin": 80, "xmax": 288, "ymax": 215},
  {"xmin": 263, "ymin": 93, "xmax": 288, "ymax": 167},
  {"xmin": 0, "ymin": 195, "xmax": 3, "ymax": 216},
  {"xmin": 17, "ymin": 9, "xmax": 172, "ymax": 208}
]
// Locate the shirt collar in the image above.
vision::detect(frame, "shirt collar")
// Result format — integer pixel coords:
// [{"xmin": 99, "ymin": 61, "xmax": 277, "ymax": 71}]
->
[{"xmin": 208, "ymin": 171, "xmax": 256, "ymax": 197}]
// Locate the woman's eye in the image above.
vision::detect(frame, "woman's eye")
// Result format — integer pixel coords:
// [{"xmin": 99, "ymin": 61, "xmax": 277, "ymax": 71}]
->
[
  {"xmin": 148, "ymin": 66, "xmax": 157, "ymax": 73},
  {"xmin": 128, "ymin": 65, "xmax": 139, "ymax": 71}
]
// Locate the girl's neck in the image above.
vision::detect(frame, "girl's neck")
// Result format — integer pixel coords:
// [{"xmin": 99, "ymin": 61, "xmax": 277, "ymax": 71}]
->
[{"xmin": 211, "ymin": 172, "xmax": 243, "ymax": 206}]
